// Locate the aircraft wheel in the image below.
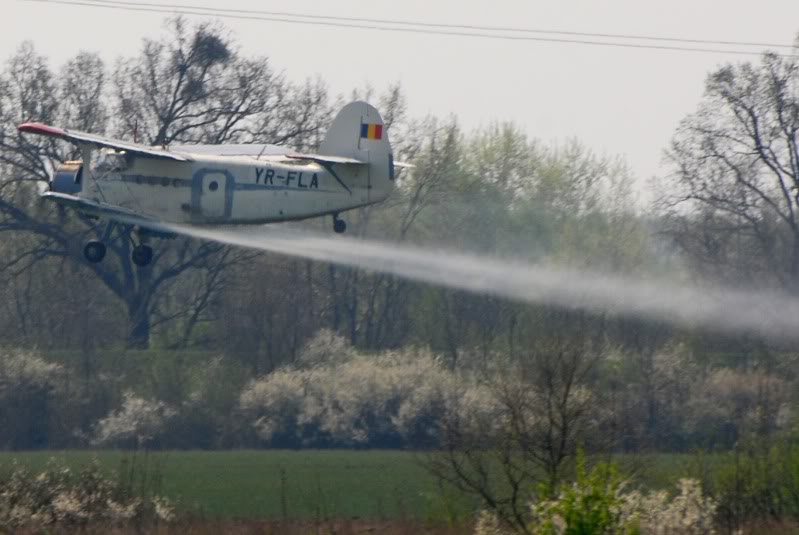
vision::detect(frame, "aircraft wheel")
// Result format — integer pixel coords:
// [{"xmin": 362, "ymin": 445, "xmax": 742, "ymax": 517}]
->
[
  {"xmin": 132, "ymin": 244, "xmax": 154, "ymax": 267},
  {"xmin": 333, "ymin": 218, "xmax": 347, "ymax": 234},
  {"xmin": 83, "ymin": 240, "xmax": 107, "ymax": 263}
]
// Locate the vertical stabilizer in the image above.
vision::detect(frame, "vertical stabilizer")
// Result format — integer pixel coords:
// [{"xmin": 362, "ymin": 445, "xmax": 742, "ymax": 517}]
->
[{"xmin": 319, "ymin": 101, "xmax": 395, "ymax": 202}]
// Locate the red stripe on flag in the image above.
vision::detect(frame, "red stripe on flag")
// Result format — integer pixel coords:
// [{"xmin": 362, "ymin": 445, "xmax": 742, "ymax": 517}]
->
[{"xmin": 374, "ymin": 124, "xmax": 383, "ymax": 140}]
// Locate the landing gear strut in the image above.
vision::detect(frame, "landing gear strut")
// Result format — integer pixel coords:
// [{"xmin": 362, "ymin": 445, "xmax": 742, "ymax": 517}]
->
[
  {"xmin": 81, "ymin": 221, "xmax": 155, "ymax": 267},
  {"xmin": 333, "ymin": 214, "xmax": 347, "ymax": 234}
]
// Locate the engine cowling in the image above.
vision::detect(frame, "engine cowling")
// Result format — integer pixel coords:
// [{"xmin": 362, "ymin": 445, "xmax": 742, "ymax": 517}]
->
[{"xmin": 51, "ymin": 161, "xmax": 83, "ymax": 194}]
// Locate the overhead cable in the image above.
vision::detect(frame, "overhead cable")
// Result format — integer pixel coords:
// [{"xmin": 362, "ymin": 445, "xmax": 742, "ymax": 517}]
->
[
  {"xmin": 18, "ymin": 0, "xmax": 799, "ymax": 58},
  {"xmin": 82, "ymin": 0, "xmax": 797, "ymax": 51}
]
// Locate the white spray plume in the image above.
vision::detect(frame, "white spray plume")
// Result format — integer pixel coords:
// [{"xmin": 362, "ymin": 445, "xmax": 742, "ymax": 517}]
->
[{"xmin": 148, "ymin": 221, "xmax": 799, "ymax": 340}]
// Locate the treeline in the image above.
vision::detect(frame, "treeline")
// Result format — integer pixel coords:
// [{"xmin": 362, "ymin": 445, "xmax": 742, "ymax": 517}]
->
[
  {"xmin": 0, "ymin": 17, "xmax": 797, "ymax": 459},
  {"xmin": 0, "ymin": 327, "xmax": 793, "ymax": 453}
]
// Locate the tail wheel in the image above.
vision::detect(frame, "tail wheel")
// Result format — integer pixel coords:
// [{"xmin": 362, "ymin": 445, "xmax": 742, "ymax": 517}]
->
[
  {"xmin": 83, "ymin": 240, "xmax": 107, "ymax": 263},
  {"xmin": 333, "ymin": 218, "xmax": 347, "ymax": 234},
  {"xmin": 132, "ymin": 244, "xmax": 154, "ymax": 267}
]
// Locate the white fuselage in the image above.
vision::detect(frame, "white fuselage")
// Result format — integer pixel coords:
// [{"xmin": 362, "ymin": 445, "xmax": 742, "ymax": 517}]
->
[{"xmin": 82, "ymin": 151, "xmax": 384, "ymax": 225}]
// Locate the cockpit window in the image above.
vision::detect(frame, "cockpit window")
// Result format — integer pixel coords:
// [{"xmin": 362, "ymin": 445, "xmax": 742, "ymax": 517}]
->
[{"xmin": 95, "ymin": 150, "xmax": 128, "ymax": 172}]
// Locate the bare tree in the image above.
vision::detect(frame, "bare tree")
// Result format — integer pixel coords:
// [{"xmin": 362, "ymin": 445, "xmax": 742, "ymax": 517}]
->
[
  {"xmin": 113, "ymin": 17, "xmax": 236, "ymax": 145},
  {"xmin": 60, "ymin": 52, "xmax": 108, "ymax": 135},
  {"xmin": 425, "ymin": 311, "xmax": 607, "ymax": 534},
  {"xmin": 662, "ymin": 40, "xmax": 799, "ymax": 291},
  {"xmin": 252, "ymin": 77, "xmax": 334, "ymax": 152}
]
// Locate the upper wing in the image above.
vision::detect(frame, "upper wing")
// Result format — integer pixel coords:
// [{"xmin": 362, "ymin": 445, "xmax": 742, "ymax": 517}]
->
[
  {"xmin": 169, "ymin": 143, "xmax": 368, "ymax": 165},
  {"xmin": 17, "ymin": 123, "xmax": 190, "ymax": 162},
  {"xmin": 169, "ymin": 143, "xmax": 292, "ymax": 158}
]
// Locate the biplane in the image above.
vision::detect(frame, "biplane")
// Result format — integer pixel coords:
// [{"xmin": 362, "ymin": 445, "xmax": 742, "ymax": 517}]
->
[{"xmin": 18, "ymin": 101, "xmax": 401, "ymax": 266}]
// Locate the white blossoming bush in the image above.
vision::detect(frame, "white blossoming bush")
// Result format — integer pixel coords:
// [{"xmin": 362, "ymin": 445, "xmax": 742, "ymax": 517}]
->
[
  {"xmin": 0, "ymin": 460, "xmax": 173, "ymax": 527},
  {"xmin": 0, "ymin": 350, "xmax": 63, "ymax": 392},
  {"xmin": 620, "ymin": 479, "xmax": 716, "ymax": 535},
  {"xmin": 239, "ymin": 368, "xmax": 308, "ymax": 445},
  {"xmin": 239, "ymin": 338, "xmax": 501, "ymax": 447},
  {"xmin": 304, "ymin": 353, "xmax": 453, "ymax": 445},
  {"xmin": 295, "ymin": 328, "xmax": 353, "ymax": 369},
  {"xmin": 93, "ymin": 392, "xmax": 177, "ymax": 448}
]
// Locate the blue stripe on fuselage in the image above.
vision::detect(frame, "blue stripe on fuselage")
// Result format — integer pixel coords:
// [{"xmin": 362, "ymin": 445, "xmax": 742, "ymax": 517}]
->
[{"xmin": 120, "ymin": 172, "xmax": 337, "ymax": 194}]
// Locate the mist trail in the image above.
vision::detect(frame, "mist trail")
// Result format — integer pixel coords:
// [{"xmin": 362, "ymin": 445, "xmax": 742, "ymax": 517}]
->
[{"xmin": 157, "ymin": 221, "xmax": 799, "ymax": 339}]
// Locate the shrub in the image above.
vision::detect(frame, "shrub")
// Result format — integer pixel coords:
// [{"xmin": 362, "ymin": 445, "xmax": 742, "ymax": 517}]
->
[
  {"xmin": 686, "ymin": 369, "xmax": 791, "ymax": 448},
  {"xmin": 239, "ymin": 345, "xmax": 499, "ymax": 448},
  {"xmin": 695, "ymin": 443, "xmax": 799, "ymax": 532},
  {"xmin": 0, "ymin": 350, "xmax": 69, "ymax": 449},
  {"xmin": 92, "ymin": 392, "xmax": 177, "ymax": 448},
  {"xmin": 474, "ymin": 457, "xmax": 717, "ymax": 535},
  {"xmin": 239, "ymin": 368, "xmax": 308, "ymax": 447},
  {"xmin": 529, "ymin": 455, "xmax": 628, "ymax": 535},
  {"xmin": 620, "ymin": 479, "xmax": 716, "ymax": 535},
  {"xmin": 294, "ymin": 328, "xmax": 353, "ymax": 369},
  {"xmin": 474, "ymin": 509, "xmax": 515, "ymax": 535},
  {"xmin": 0, "ymin": 459, "xmax": 173, "ymax": 527}
]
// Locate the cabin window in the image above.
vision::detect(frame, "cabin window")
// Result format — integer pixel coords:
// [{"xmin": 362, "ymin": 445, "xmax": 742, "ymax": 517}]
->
[{"xmin": 95, "ymin": 150, "xmax": 128, "ymax": 172}]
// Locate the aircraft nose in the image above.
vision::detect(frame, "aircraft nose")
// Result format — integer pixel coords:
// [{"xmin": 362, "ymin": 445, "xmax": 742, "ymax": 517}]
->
[{"xmin": 50, "ymin": 162, "xmax": 83, "ymax": 194}]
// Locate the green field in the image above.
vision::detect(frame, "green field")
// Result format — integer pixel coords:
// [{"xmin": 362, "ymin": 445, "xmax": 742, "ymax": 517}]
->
[
  {"xmin": 0, "ymin": 450, "xmax": 691, "ymax": 521},
  {"xmin": 0, "ymin": 450, "xmax": 481, "ymax": 521}
]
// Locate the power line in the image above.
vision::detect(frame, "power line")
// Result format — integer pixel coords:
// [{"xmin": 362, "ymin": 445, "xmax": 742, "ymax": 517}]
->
[
  {"xmin": 18, "ymin": 0, "xmax": 799, "ymax": 58},
  {"xmin": 82, "ymin": 0, "xmax": 798, "ymax": 51}
]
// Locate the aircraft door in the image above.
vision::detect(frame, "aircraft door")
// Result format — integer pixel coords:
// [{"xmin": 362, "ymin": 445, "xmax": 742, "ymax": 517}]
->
[{"xmin": 201, "ymin": 174, "xmax": 226, "ymax": 217}]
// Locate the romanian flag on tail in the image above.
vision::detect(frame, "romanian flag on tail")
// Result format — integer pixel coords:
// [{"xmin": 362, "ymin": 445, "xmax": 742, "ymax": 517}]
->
[{"xmin": 360, "ymin": 123, "xmax": 383, "ymax": 140}]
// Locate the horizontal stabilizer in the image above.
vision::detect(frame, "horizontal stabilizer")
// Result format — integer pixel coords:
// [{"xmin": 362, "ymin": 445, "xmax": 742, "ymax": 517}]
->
[{"xmin": 286, "ymin": 154, "xmax": 367, "ymax": 165}]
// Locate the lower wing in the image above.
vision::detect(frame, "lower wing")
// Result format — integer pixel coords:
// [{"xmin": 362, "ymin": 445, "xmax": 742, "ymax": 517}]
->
[{"xmin": 42, "ymin": 192, "xmax": 169, "ymax": 233}]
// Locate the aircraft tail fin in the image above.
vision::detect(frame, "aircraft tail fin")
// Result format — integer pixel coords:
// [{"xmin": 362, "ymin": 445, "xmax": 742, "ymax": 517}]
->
[{"xmin": 319, "ymin": 101, "xmax": 395, "ymax": 201}]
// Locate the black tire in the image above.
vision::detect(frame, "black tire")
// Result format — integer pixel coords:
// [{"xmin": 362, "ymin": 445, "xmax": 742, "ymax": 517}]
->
[
  {"xmin": 132, "ymin": 245, "xmax": 154, "ymax": 267},
  {"xmin": 333, "ymin": 219, "xmax": 347, "ymax": 234},
  {"xmin": 83, "ymin": 240, "xmax": 106, "ymax": 263}
]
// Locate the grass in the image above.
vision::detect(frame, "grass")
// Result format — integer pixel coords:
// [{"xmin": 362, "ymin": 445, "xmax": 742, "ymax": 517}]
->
[
  {"xmin": 0, "ymin": 450, "xmax": 478, "ymax": 521},
  {"xmin": 3, "ymin": 449, "xmax": 797, "ymax": 534},
  {"xmin": 10, "ymin": 519, "xmax": 472, "ymax": 535},
  {"xmin": 0, "ymin": 449, "xmax": 706, "ymax": 523}
]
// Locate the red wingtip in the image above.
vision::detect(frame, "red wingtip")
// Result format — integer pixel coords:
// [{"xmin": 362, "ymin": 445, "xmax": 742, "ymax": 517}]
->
[{"xmin": 17, "ymin": 122, "xmax": 66, "ymax": 137}]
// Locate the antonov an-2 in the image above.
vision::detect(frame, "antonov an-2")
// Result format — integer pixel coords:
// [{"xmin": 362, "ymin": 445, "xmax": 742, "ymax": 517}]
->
[{"xmin": 18, "ymin": 101, "xmax": 402, "ymax": 266}]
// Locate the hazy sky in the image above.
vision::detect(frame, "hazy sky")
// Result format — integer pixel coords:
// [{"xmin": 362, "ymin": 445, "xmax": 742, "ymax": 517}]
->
[{"xmin": 5, "ymin": 0, "xmax": 799, "ymax": 191}]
